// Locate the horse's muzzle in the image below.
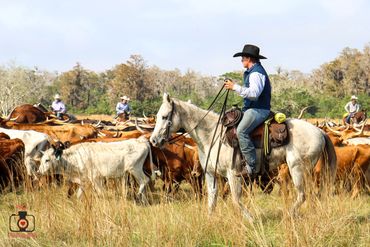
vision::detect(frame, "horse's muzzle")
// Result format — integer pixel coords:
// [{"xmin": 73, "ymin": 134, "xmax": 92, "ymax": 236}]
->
[{"xmin": 150, "ymin": 136, "xmax": 165, "ymax": 147}]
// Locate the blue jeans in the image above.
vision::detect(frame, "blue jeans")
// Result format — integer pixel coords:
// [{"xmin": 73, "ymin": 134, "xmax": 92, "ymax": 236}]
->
[
  {"xmin": 236, "ymin": 108, "xmax": 270, "ymax": 173},
  {"xmin": 345, "ymin": 113, "xmax": 353, "ymax": 124},
  {"xmin": 55, "ymin": 112, "xmax": 64, "ymax": 120}
]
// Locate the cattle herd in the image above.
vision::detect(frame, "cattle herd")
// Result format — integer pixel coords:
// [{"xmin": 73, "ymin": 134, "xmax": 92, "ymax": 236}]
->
[{"xmin": 0, "ymin": 104, "xmax": 369, "ymax": 203}]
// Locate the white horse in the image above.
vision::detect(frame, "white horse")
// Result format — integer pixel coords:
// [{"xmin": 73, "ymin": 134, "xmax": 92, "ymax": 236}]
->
[{"xmin": 150, "ymin": 93, "xmax": 337, "ymax": 220}]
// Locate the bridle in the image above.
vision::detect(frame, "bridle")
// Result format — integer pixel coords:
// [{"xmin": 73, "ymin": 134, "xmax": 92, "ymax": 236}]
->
[{"xmin": 164, "ymin": 101, "xmax": 176, "ymax": 142}]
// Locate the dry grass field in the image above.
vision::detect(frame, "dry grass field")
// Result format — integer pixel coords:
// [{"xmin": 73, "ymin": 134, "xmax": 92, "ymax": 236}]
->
[{"xmin": 0, "ymin": 180, "xmax": 369, "ymax": 247}]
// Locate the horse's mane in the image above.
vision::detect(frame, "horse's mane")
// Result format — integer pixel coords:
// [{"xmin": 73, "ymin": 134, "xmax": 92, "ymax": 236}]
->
[{"xmin": 173, "ymin": 99, "xmax": 219, "ymax": 121}]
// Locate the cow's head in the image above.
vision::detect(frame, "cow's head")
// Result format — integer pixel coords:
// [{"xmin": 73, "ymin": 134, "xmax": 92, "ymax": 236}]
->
[
  {"xmin": 38, "ymin": 149, "xmax": 58, "ymax": 175},
  {"xmin": 150, "ymin": 93, "xmax": 181, "ymax": 147},
  {"xmin": 38, "ymin": 141, "xmax": 70, "ymax": 175},
  {"xmin": 52, "ymin": 141, "xmax": 71, "ymax": 160}
]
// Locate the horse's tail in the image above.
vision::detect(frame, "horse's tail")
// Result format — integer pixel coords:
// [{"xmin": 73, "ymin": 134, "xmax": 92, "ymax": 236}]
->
[{"xmin": 322, "ymin": 132, "xmax": 337, "ymax": 185}]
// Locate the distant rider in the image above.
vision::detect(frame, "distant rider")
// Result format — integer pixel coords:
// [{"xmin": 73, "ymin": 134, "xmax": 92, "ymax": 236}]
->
[
  {"xmin": 344, "ymin": 95, "xmax": 360, "ymax": 124},
  {"xmin": 51, "ymin": 94, "xmax": 66, "ymax": 120},
  {"xmin": 115, "ymin": 96, "xmax": 132, "ymax": 120}
]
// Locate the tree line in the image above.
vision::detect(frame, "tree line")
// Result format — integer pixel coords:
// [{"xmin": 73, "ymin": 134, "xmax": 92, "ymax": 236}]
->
[{"xmin": 0, "ymin": 43, "xmax": 369, "ymax": 118}]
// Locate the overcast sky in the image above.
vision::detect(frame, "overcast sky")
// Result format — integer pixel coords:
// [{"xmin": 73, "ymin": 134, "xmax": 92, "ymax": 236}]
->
[{"xmin": 0, "ymin": 0, "xmax": 369, "ymax": 76}]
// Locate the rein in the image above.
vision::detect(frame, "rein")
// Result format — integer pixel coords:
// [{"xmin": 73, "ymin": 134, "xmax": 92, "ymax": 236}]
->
[
  {"xmin": 166, "ymin": 85, "xmax": 226, "ymax": 144},
  {"xmin": 161, "ymin": 84, "xmax": 232, "ymax": 189}
]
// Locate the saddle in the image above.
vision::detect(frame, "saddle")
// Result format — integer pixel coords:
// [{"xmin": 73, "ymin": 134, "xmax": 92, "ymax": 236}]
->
[{"xmin": 221, "ymin": 106, "xmax": 289, "ymax": 174}]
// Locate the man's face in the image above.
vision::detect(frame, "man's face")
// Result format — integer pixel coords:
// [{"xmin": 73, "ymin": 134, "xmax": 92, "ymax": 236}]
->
[
  {"xmin": 122, "ymin": 99, "xmax": 127, "ymax": 104},
  {"xmin": 241, "ymin": 56, "xmax": 251, "ymax": 68},
  {"xmin": 352, "ymin": 99, "xmax": 357, "ymax": 104}
]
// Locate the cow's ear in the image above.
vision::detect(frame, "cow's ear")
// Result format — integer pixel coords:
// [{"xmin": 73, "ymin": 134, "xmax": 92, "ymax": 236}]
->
[
  {"xmin": 51, "ymin": 144, "xmax": 56, "ymax": 150},
  {"xmin": 64, "ymin": 141, "xmax": 71, "ymax": 148}
]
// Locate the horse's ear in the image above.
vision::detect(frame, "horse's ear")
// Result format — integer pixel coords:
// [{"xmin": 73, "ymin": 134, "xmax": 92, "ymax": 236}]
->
[{"xmin": 163, "ymin": 93, "xmax": 171, "ymax": 104}]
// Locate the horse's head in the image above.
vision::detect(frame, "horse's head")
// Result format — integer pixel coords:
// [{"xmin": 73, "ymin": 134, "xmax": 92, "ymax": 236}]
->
[
  {"xmin": 150, "ymin": 93, "xmax": 181, "ymax": 147},
  {"xmin": 353, "ymin": 109, "xmax": 367, "ymax": 124}
]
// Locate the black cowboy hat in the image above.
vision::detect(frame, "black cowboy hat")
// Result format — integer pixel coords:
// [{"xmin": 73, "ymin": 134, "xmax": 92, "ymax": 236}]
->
[{"xmin": 233, "ymin": 44, "xmax": 267, "ymax": 59}]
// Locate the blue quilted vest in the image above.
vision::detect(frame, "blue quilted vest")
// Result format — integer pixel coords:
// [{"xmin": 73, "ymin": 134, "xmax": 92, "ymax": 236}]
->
[{"xmin": 242, "ymin": 62, "xmax": 271, "ymax": 111}]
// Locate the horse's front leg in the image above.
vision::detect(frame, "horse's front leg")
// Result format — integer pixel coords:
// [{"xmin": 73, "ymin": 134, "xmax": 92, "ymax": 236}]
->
[
  {"xmin": 205, "ymin": 172, "xmax": 218, "ymax": 214},
  {"xmin": 227, "ymin": 170, "xmax": 253, "ymax": 222}
]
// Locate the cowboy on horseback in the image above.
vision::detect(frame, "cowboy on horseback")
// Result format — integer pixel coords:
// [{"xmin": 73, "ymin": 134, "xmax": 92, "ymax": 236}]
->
[
  {"xmin": 224, "ymin": 44, "xmax": 271, "ymax": 177},
  {"xmin": 344, "ymin": 95, "xmax": 360, "ymax": 124},
  {"xmin": 115, "ymin": 96, "xmax": 132, "ymax": 121},
  {"xmin": 51, "ymin": 94, "xmax": 67, "ymax": 120}
]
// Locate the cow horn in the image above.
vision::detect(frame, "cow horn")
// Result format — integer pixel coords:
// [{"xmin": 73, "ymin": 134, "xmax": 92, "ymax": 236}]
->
[
  {"xmin": 325, "ymin": 122, "xmax": 341, "ymax": 135},
  {"xmin": 4, "ymin": 106, "xmax": 17, "ymax": 121},
  {"xmin": 353, "ymin": 120, "xmax": 366, "ymax": 129},
  {"xmin": 51, "ymin": 119, "xmax": 69, "ymax": 125},
  {"xmin": 94, "ymin": 120, "xmax": 101, "ymax": 127},
  {"xmin": 339, "ymin": 123, "xmax": 350, "ymax": 132},
  {"xmin": 135, "ymin": 118, "xmax": 146, "ymax": 133},
  {"xmin": 143, "ymin": 112, "xmax": 148, "ymax": 119},
  {"xmin": 9, "ymin": 116, "xmax": 19, "ymax": 121},
  {"xmin": 97, "ymin": 131, "xmax": 106, "ymax": 137},
  {"xmin": 353, "ymin": 122, "xmax": 365, "ymax": 132},
  {"xmin": 297, "ymin": 106, "xmax": 311, "ymax": 119},
  {"xmin": 354, "ymin": 119, "xmax": 367, "ymax": 136}
]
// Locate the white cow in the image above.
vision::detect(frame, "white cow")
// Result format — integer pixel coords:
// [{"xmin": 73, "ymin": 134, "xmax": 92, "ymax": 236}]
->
[
  {"xmin": 38, "ymin": 136, "xmax": 155, "ymax": 201},
  {"xmin": 0, "ymin": 128, "xmax": 51, "ymax": 178},
  {"xmin": 343, "ymin": 137, "xmax": 370, "ymax": 145}
]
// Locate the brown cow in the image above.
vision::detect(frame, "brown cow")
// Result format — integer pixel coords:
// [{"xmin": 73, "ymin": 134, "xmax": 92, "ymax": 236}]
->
[
  {"xmin": 1, "ymin": 123, "xmax": 98, "ymax": 144},
  {"xmin": 333, "ymin": 144, "xmax": 369, "ymax": 197},
  {"xmin": 278, "ymin": 134, "xmax": 370, "ymax": 197},
  {"xmin": 5, "ymin": 104, "xmax": 47, "ymax": 123},
  {"xmin": 151, "ymin": 139, "xmax": 202, "ymax": 198},
  {"xmin": 0, "ymin": 138, "xmax": 25, "ymax": 191},
  {"xmin": 68, "ymin": 130, "xmax": 143, "ymax": 145}
]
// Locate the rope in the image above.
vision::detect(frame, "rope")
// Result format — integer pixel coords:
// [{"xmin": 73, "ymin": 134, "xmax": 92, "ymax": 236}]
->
[
  {"xmin": 203, "ymin": 89, "xmax": 230, "ymax": 184},
  {"xmin": 213, "ymin": 90, "xmax": 229, "ymax": 189}
]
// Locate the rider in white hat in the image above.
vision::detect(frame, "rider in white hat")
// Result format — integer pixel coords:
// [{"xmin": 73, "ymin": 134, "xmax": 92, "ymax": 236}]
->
[
  {"xmin": 51, "ymin": 94, "xmax": 66, "ymax": 119},
  {"xmin": 115, "ymin": 95, "xmax": 132, "ymax": 120},
  {"xmin": 344, "ymin": 95, "xmax": 360, "ymax": 124}
]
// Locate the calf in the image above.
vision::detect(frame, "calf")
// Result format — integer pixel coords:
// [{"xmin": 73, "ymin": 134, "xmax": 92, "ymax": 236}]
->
[{"xmin": 38, "ymin": 136, "xmax": 155, "ymax": 202}]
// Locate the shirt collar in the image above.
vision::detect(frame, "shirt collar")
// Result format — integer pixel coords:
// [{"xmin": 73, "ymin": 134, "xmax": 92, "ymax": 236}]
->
[{"xmin": 245, "ymin": 62, "xmax": 259, "ymax": 73}]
